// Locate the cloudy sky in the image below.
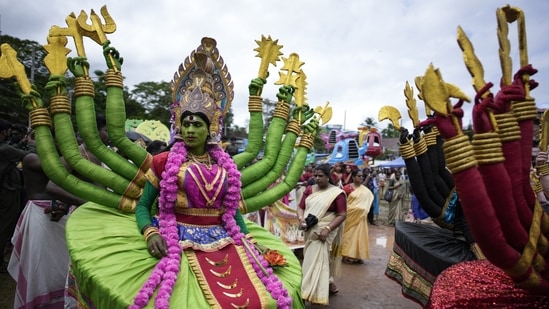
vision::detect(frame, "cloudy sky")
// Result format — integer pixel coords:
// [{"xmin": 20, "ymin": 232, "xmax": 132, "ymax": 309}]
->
[{"xmin": 3, "ymin": 0, "xmax": 549, "ymax": 131}]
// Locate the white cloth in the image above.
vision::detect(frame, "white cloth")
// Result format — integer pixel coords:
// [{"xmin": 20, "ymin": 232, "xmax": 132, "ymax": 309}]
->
[{"xmin": 8, "ymin": 200, "xmax": 70, "ymax": 309}]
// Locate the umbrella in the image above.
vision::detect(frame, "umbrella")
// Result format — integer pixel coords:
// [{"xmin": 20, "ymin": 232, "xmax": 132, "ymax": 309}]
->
[{"xmin": 125, "ymin": 131, "xmax": 151, "ymax": 143}]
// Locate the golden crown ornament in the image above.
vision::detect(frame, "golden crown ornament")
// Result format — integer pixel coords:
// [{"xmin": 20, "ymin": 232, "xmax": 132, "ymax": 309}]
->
[{"xmin": 171, "ymin": 37, "xmax": 234, "ymax": 144}]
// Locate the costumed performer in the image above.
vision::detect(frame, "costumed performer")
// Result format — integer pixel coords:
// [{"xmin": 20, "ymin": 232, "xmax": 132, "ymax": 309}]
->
[
  {"xmin": 425, "ymin": 5, "xmax": 549, "ymax": 304},
  {"xmin": 131, "ymin": 50, "xmax": 295, "ymax": 308},
  {"xmin": 12, "ymin": 6, "xmax": 316, "ymax": 307},
  {"xmin": 57, "ymin": 36, "xmax": 305, "ymax": 308}
]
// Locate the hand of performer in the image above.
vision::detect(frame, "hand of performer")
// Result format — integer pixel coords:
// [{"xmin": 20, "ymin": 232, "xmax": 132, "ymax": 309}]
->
[
  {"xmin": 44, "ymin": 75, "xmax": 68, "ymax": 96},
  {"xmin": 472, "ymin": 86, "xmax": 497, "ymax": 134},
  {"xmin": 399, "ymin": 127, "xmax": 411, "ymax": 145},
  {"xmin": 147, "ymin": 233, "xmax": 168, "ymax": 258},
  {"xmin": 293, "ymin": 105, "xmax": 316, "ymax": 126},
  {"xmin": 513, "ymin": 64, "xmax": 538, "ymax": 93},
  {"xmin": 67, "ymin": 57, "xmax": 90, "ymax": 78},
  {"xmin": 248, "ymin": 77, "xmax": 267, "ymax": 96},
  {"xmin": 18, "ymin": 84, "xmax": 43, "ymax": 111},
  {"xmin": 302, "ymin": 117, "xmax": 319, "ymax": 135},
  {"xmin": 102, "ymin": 40, "xmax": 124, "ymax": 71},
  {"xmin": 276, "ymin": 85, "xmax": 294, "ymax": 104},
  {"xmin": 420, "ymin": 100, "xmax": 464, "ymax": 140}
]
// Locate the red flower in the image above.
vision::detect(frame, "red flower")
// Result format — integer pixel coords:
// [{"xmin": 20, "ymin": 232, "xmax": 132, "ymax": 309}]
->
[{"xmin": 263, "ymin": 249, "xmax": 288, "ymax": 268}]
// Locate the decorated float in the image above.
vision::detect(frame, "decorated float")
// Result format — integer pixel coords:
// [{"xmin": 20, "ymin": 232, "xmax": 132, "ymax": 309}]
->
[{"xmin": 382, "ymin": 4, "xmax": 549, "ymax": 307}]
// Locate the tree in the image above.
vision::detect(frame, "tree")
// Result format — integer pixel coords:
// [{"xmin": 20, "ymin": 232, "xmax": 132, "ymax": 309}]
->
[
  {"xmin": 361, "ymin": 116, "xmax": 378, "ymax": 128},
  {"xmin": 130, "ymin": 81, "xmax": 171, "ymax": 124},
  {"xmin": 262, "ymin": 98, "xmax": 277, "ymax": 132},
  {"xmin": 313, "ymin": 131, "xmax": 327, "ymax": 153},
  {"xmin": 89, "ymin": 70, "xmax": 147, "ymax": 122},
  {"xmin": 381, "ymin": 123, "xmax": 400, "ymax": 138}
]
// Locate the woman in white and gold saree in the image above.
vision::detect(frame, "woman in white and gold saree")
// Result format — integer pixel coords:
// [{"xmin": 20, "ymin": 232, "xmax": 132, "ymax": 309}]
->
[{"xmin": 296, "ymin": 163, "xmax": 347, "ymax": 305}]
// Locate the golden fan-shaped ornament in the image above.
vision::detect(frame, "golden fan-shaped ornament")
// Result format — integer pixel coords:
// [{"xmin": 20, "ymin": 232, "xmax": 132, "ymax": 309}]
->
[{"xmin": 378, "ymin": 105, "xmax": 401, "ymax": 130}]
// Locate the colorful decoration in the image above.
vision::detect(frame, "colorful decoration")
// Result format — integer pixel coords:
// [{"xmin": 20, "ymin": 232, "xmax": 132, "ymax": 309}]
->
[
  {"xmin": 386, "ymin": 5, "xmax": 549, "ymax": 306},
  {"xmin": 135, "ymin": 120, "xmax": 170, "ymax": 143}
]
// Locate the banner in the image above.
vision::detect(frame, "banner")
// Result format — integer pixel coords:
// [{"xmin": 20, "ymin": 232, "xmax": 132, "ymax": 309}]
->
[{"xmin": 264, "ymin": 200, "xmax": 305, "ymax": 250}]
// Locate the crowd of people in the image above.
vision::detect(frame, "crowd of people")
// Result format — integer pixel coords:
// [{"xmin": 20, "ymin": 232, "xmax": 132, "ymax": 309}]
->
[
  {"xmin": 292, "ymin": 160, "xmax": 428, "ymax": 305},
  {"xmin": 299, "ymin": 161, "xmax": 416, "ymax": 225},
  {"xmin": 0, "ymin": 119, "xmax": 35, "ymax": 273}
]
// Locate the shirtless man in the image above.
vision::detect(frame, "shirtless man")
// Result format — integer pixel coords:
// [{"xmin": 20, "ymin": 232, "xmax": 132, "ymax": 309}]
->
[
  {"xmin": 8, "ymin": 151, "xmax": 83, "ymax": 308},
  {"xmin": 8, "ymin": 119, "xmax": 105, "ymax": 308}
]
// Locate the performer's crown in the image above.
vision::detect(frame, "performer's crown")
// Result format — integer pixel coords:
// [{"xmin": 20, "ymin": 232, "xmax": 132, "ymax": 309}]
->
[{"xmin": 171, "ymin": 37, "xmax": 234, "ymax": 143}]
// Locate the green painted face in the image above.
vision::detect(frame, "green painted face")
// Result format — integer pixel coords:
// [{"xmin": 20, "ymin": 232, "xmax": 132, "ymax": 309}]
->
[{"xmin": 181, "ymin": 114, "xmax": 209, "ymax": 153}]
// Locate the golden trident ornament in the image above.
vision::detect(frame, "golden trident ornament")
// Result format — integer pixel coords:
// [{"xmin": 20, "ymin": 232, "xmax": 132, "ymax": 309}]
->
[{"xmin": 49, "ymin": 6, "xmax": 117, "ymax": 75}]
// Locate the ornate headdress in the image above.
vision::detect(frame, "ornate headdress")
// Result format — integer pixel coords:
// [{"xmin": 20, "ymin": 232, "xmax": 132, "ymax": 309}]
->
[{"xmin": 171, "ymin": 37, "xmax": 234, "ymax": 144}]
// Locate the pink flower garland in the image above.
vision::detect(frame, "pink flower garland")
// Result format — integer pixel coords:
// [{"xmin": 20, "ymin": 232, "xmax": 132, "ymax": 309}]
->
[
  {"xmin": 209, "ymin": 147, "xmax": 292, "ymax": 308},
  {"xmin": 131, "ymin": 142, "xmax": 186, "ymax": 309},
  {"xmin": 131, "ymin": 142, "xmax": 291, "ymax": 308},
  {"xmin": 155, "ymin": 142, "xmax": 186, "ymax": 308}
]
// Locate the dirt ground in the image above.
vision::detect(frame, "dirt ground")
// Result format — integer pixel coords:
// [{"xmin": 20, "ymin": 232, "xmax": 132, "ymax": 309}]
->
[{"xmin": 0, "ymin": 199, "xmax": 419, "ymax": 309}]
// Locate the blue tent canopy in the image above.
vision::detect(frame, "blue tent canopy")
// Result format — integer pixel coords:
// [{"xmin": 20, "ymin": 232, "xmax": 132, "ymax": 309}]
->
[{"xmin": 376, "ymin": 156, "xmax": 406, "ymax": 168}]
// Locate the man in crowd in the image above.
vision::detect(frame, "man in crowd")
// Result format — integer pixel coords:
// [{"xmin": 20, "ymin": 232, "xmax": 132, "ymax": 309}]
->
[{"xmin": 0, "ymin": 119, "xmax": 34, "ymax": 272}]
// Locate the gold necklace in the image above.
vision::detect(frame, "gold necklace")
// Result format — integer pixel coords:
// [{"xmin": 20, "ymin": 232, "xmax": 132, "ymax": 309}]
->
[
  {"xmin": 188, "ymin": 153, "xmax": 212, "ymax": 170},
  {"xmin": 191, "ymin": 152, "xmax": 209, "ymax": 160}
]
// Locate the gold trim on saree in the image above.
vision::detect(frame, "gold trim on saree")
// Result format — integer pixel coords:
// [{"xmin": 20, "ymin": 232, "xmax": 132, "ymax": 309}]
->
[
  {"xmin": 223, "ymin": 288, "xmax": 243, "ymax": 298},
  {"xmin": 175, "ymin": 207, "xmax": 225, "ymax": 216}
]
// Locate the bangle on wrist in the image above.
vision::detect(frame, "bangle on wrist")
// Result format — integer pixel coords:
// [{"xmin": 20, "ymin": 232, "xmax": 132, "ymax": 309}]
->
[
  {"xmin": 325, "ymin": 225, "xmax": 331, "ymax": 232},
  {"xmin": 145, "ymin": 231, "xmax": 160, "ymax": 242},
  {"xmin": 143, "ymin": 227, "xmax": 160, "ymax": 241}
]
